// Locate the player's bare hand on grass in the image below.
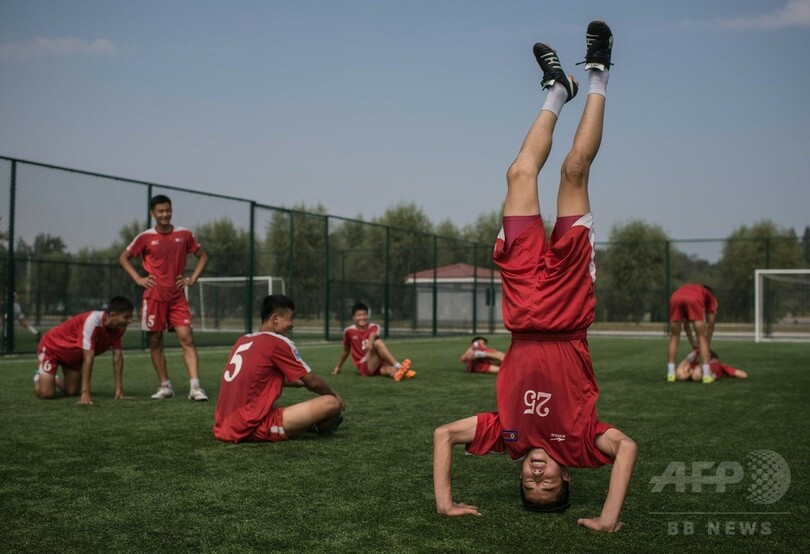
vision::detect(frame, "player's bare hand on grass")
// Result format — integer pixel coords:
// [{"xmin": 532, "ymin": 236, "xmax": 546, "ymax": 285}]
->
[
  {"xmin": 77, "ymin": 393, "xmax": 94, "ymax": 406},
  {"xmin": 331, "ymin": 367, "xmax": 341, "ymax": 375},
  {"xmin": 577, "ymin": 517, "xmax": 624, "ymax": 532},
  {"xmin": 438, "ymin": 503, "xmax": 481, "ymax": 517}
]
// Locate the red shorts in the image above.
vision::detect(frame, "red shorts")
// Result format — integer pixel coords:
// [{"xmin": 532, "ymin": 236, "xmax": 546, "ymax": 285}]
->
[
  {"xmin": 356, "ymin": 360, "xmax": 382, "ymax": 377},
  {"xmin": 243, "ymin": 406, "xmax": 289, "ymax": 442},
  {"xmin": 669, "ymin": 295, "xmax": 704, "ymax": 322},
  {"xmin": 495, "ymin": 215, "xmax": 596, "ymax": 332},
  {"xmin": 37, "ymin": 347, "xmax": 80, "ymax": 375},
  {"xmin": 141, "ymin": 296, "xmax": 193, "ymax": 332},
  {"xmin": 468, "ymin": 360, "xmax": 494, "ymax": 374}
]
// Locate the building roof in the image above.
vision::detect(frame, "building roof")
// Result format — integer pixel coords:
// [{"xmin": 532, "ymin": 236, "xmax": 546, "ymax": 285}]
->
[{"xmin": 406, "ymin": 262, "xmax": 501, "ymax": 283}]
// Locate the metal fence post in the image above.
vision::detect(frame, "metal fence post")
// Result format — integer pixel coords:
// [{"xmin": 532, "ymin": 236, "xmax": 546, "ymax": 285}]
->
[
  {"xmin": 4, "ymin": 161, "xmax": 16, "ymax": 353},
  {"xmin": 246, "ymin": 201, "xmax": 256, "ymax": 333},
  {"xmin": 323, "ymin": 215, "xmax": 329, "ymax": 340},
  {"xmin": 432, "ymin": 235, "xmax": 438, "ymax": 337},
  {"xmin": 383, "ymin": 227, "xmax": 390, "ymax": 339}
]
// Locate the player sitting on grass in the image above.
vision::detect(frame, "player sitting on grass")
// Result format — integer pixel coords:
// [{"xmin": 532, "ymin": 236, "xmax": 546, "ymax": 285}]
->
[
  {"xmin": 675, "ymin": 349, "xmax": 748, "ymax": 381},
  {"xmin": 460, "ymin": 337, "xmax": 504, "ymax": 374},
  {"xmin": 214, "ymin": 294, "xmax": 344, "ymax": 443},
  {"xmin": 332, "ymin": 302, "xmax": 414, "ymax": 381},
  {"xmin": 34, "ymin": 296, "xmax": 134, "ymax": 405},
  {"xmin": 433, "ymin": 22, "xmax": 636, "ymax": 532}
]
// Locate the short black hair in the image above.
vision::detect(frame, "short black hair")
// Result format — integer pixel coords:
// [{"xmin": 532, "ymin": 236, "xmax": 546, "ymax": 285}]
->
[
  {"xmin": 150, "ymin": 194, "xmax": 172, "ymax": 209},
  {"xmin": 351, "ymin": 302, "xmax": 369, "ymax": 315},
  {"xmin": 710, "ymin": 350, "xmax": 719, "ymax": 359},
  {"xmin": 107, "ymin": 296, "xmax": 134, "ymax": 314},
  {"xmin": 261, "ymin": 294, "xmax": 295, "ymax": 321},
  {"xmin": 471, "ymin": 336, "xmax": 487, "ymax": 345},
  {"xmin": 521, "ymin": 479, "xmax": 571, "ymax": 513}
]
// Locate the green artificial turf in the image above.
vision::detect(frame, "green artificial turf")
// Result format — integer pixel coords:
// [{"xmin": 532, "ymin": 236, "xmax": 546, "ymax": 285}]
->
[{"xmin": 1, "ymin": 336, "xmax": 807, "ymax": 553}]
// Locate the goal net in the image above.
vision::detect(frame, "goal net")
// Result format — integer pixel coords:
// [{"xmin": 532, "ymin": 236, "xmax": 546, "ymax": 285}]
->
[
  {"xmin": 191, "ymin": 276, "xmax": 285, "ymax": 332},
  {"xmin": 754, "ymin": 269, "xmax": 810, "ymax": 342}
]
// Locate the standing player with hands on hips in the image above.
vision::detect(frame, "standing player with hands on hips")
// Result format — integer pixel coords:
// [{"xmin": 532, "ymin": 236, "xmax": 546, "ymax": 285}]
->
[
  {"xmin": 433, "ymin": 21, "xmax": 636, "ymax": 532},
  {"xmin": 119, "ymin": 194, "xmax": 210, "ymax": 401}
]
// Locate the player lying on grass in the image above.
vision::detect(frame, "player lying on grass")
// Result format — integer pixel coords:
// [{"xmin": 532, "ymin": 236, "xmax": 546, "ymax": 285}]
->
[
  {"xmin": 675, "ymin": 349, "xmax": 748, "ymax": 381},
  {"xmin": 332, "ymin": 302, "xmax": 414, "ymax": 381},
  {"xmin": 214, "ymin": 294, "xmax": 344, "ymax": 443},
  {"xmin": 459, "ymin": 337, "xmax": 504, "ymax": 374},
  {"xmin": 34, "ymin": 296, "xmax": 134, "ymax": 405},
  {"xmin": 433, "ymin": 22, "xmax": 636, "ymax": 532}
]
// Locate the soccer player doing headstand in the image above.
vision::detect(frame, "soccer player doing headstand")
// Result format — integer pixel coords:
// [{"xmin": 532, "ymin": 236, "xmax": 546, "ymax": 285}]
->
[{"xmin": 433, "ymin": 21, "xmax": 636, "ymax": 532}]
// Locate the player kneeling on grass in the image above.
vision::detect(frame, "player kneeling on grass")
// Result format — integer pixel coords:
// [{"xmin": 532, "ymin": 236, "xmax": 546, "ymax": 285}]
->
[
  {"xmin": 675, "ymin": 349, "xmax": 748, "ymax": 381},
  {"xmin": 332, "ymin": 302, "xmax": 414, "ymax": 381},
  {"xmin": 433, "ymin": 22, "xmax": 636, "ymax": 532},
  {"xmin": 214, "ymin": 294, "xmax": 344, "ymax": 443},
  {"xmin": 460, "ymin": 337, "xmax": 504, "ymax": 374},
  {"xmin": 34, "ymin": 296, "xmax": 134, "ymax": 405}
]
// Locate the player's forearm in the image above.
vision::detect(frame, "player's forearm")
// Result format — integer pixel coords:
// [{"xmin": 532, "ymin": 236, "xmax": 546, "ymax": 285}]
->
[
  {"xmin": 304, "ymin": 374, "xmax": 339, "ymax": 398},
  {"xmin": 188, "ymin": 249, "xmax": 209, "ymax": 284},
  {"xmin": 118, "ymin": 253, "xmax": 142, "ymax": 282},
  {"xmin": 113, "ymin": 351, "xmax": 124, "ymax": 395},
  {"xmin": 433, "ymin": 426, "xmax": 457, "ymax": 512},
  {"xmin": 598, "ymin": 437, "xmax": 637, "ymax": 526}
]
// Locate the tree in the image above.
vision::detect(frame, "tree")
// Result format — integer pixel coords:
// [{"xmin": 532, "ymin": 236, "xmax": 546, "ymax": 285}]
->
[
  {"xmin": 16, "ymin": 233, "xmax": 70, "ymax": 316},
  {"xmin": 600, "ymin": 221, "xmax": 672, "ymax": 323},
  {"xmin": 262, "ymin": 204, "xmax": 328, "ymax": 319},
  {"xmin": 718, "ymin": 220, "xmax": 804, "ymax": 322},
  {"xmin": 462, "ymin": 209, "xmax": 502, "ymax": 246},
  {"xmin": 802, "ymin": 226, "xmax": 810, "ymax": 266}
]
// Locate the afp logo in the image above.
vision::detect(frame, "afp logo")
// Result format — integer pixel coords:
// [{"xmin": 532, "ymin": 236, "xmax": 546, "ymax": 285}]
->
[{"xmin": 649, "ymin": 450, "xmax": 790, "ymax": 504}]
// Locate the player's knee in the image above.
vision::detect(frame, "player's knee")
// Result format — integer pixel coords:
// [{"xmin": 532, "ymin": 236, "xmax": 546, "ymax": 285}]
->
[
  {"xmin": 323, "ymin": 395, "xmax": 341, "ymax": 416},
  {"xmin": 35, "ymin": 386, "xmax": 54, "ymax": 400},
  {"xmin": 560, "ymin": 153, "xmax": 590, "ymax": 185},
  {"xmin": 149, "ymin": 333, "xmax": 164, "ymax": 348},
  {"xmin": 506, "ymin": 156, "xmax": 539, "ymax": 187}
]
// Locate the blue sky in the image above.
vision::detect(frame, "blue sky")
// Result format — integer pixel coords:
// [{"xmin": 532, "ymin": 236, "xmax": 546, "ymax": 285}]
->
[{"xmin": 1, "ymin": 0, "xmax": 808, "ymax": 256}]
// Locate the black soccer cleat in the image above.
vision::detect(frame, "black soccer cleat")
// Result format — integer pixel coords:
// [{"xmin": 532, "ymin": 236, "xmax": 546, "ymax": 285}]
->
[
  {"xmin": 532, "ymin": 43, "xmax": 578, "ymax": 102},
  {"xmin": 581, "ymin": 20, "xmax": 613, "ymax": 71}
]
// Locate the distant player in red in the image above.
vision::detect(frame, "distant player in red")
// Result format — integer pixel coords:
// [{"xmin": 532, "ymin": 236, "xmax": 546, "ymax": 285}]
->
[
  {"xmin": 667, "ymin": 283, "xmax": 718, "ymax": 384},
  {"xmin": 459, "ymin": 337, "xmax": 504, "ymax": 374},
  {"xmin": 119, "ymin": 194, "xmax": 210, "ymax": 401},
  {"xmin": 34, "ymin": 296, "xmax": 134, "ymax": 405},
  {"xmin": 214, "ymin": 294, "xmax": 344, "ymax": 443},
  {"xmin": 433, "ymin": 22, "xmax": 636, "ymax": 533},
  {"xmin": 675, "ymin": 349, "xmax": 748, "ymax": 381},
  {"xmin": 332, "ymin": 302, "xmax": 414, "ymax": 381}
]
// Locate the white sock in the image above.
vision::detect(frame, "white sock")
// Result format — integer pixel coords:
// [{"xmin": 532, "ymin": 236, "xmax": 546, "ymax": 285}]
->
[
  {"xmin": 667, "ymin": 363, "xmax": 675, "ymax": 377},
  {"xmin": 702, "ymin": 364, "xmax": 711, "ymax": 378},
  {"xmin": 27, "ymin": 324, "xmax": 38, "ymax": 335},
  {"xmin": 541, "ymin": 81, "xmax": 568, "ymax": 118},
  {"xmin": 161, "ymin": 380, "xmax": 172, "ymax": 389},
  {"xmin": 588, "ymin": 68, "xmax": 609, "ymax": 98},
  {"xmin": 190, "ymin": 378, "xmax": 200, "ymax": 389},
  {"xmin": 393, "ymin": 362, "xmax": 401, "ymax": 369}
]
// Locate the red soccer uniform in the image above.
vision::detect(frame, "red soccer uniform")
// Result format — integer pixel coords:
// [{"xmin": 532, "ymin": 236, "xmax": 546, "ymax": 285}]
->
[
  {"xmin": 342, "ymin": 323, "xmax": 381, "ymax": 376},
  {"xmin": 126, "ymin": 226, "xmax": 202, "ymax": 302},
  {"xmin": 495, "ymin": 216, "xmax": 595, "ymax": 333},
  {"xmin": 214, "ymin": 332, "xmax": 312, "ymax": 443},
  {"xmin": 688, "ymin": 359, "xmax": 738, "ymax": 379},
  {"xmin": 669, "ymin": 284, "xmax": 718, "ymax": 323},
  {"xmin": 465, "ymin": 346, "xmax": 498, "ymax": 374},
  {"xmin": 38, "ymin": 311, "xmax": 125, "ymax": 372},
  {"xmin": 466, "ymin": 214, "xmax": 613, "ymax": 467}
]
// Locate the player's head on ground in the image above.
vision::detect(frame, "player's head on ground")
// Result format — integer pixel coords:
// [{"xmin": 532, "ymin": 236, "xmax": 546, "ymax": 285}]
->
[
  {"xmin": 520, "ymin": 448, "xmax": 571, "ymax": 512},
  {"xmin": 105, "ymin": 296, "xmax": 134, "ymax": 330},
  {"xmin": 261, "ymin": 294, "xmax": 295, "ymax": 336},
  {"xmin": 351, "ymin": 302, "xmax": 369, "ymax": 327},
  {"xmin": 149, "ymin": 194, "xmax": 173, "ymax": 228},
  {"xmin": 471, "ymin": 336, "xmax": 487, "ymax": 348}
]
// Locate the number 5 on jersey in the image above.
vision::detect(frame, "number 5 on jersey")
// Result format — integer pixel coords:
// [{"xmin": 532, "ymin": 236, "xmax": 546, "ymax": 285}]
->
[{"xmin": 224, "ymin": 341, "xmax": 254, "ymax": 382}]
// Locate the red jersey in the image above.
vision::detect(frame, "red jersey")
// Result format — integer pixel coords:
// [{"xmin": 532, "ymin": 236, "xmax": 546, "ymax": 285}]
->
[
  {"xmin": 465, "ymin": 346, "xmax": 498, "ymax": 373},
  {"xmin": 38, "ymin": 311, "xmax": 125, "ymax": 367},
  {"xmin": 342, "ymin": 323, "xmax": 381, "ymax": 368},
  {"xmin": 467, "ymin": 337, "xmax": 613, "ymax": 468},
  {"xmin": 126, "ymin": 226, "xmax": 201, "ymax": 302},
  {"xmin": 688, "ymin": 359, "xmax": 737, "ymax": 379},
  {"xmin": 494, "ymin": 215, "xmax": 595, "ymax": 333},
  {"xmin": 669, "ymin": 284, "xmax": 717, "ymax": 322},
  {"xmin": 214, "ymin": 332, "xmax": 312, "ymax": 442}
]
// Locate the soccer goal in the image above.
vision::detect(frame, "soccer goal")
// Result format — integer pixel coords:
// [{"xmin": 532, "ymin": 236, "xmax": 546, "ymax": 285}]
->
[
  {"xmin": 754, "ymin": 269, "xmax": 810, "ymax": 342},
  {"xmin": 192, "ymin": 276, "xmax": 285, "ymax": 332}
]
